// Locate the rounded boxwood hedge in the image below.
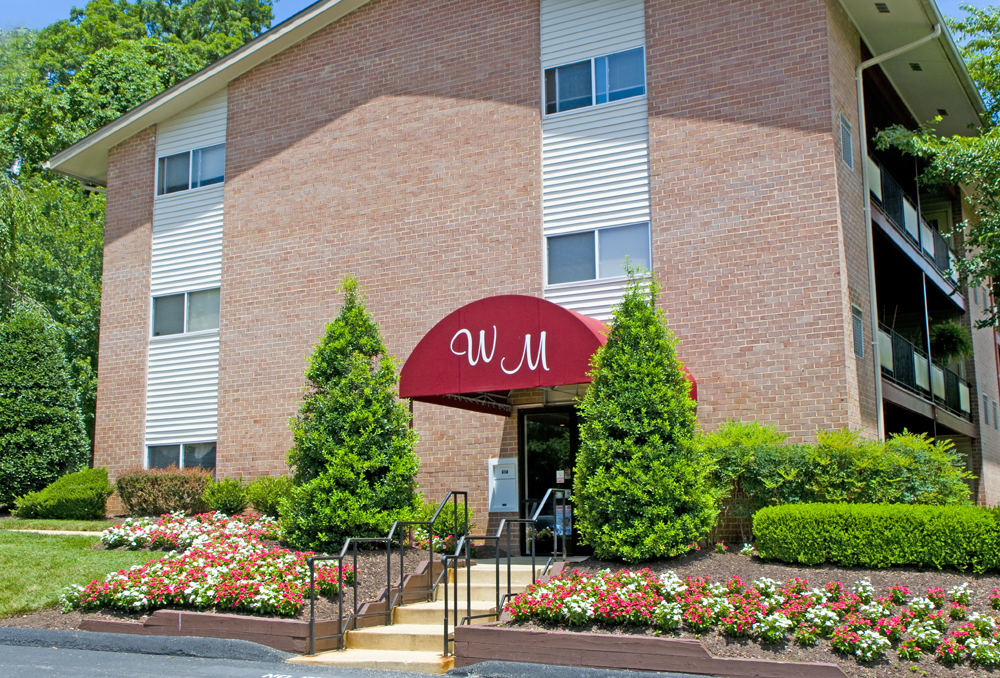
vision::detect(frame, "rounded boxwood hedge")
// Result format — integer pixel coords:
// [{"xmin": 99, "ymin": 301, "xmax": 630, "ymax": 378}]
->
[
  {"xmin": 754, "ymin": 503, "xmax": 1000, "ymax": 573},
  {"xmin": 13, "ymin": 467, "xmax": 112, "ymax": 519}
]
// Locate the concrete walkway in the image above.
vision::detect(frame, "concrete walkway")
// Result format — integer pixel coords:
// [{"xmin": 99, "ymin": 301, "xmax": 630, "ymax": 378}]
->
[{"xmin": 5, "ymin": 529, "xmax": 104, "ymax": 536}]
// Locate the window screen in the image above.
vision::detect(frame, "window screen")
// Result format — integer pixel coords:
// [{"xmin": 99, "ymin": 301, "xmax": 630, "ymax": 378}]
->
[
  {"xmin": 994, "ymin": 401, "xmax": 998, "ymax": 431},
  {"xmin": 157, "ymin": 152, "xmax": 190, "ymax": 195},
  {"xmin": 599, "ymin": 223, "xmax": 650, "ymax": 278},
  {"xmin": 192, "ymin": 144, "xmax": 225, "ymax": 188},
  {"xmin": 596, "ymin": 47, "xmax": 645, "ymax": 104},
  {"xmin": 851, "ymin": 306, "xmax": 864, "ymax": 358},
  {"xmin": 544, "ymin": 60, "xmax": 592, "ymax": 114},
  {"xmin": 153, "ymin": 294, "xmax": 185, "ymax": 336},
  {"xmin": 187, "ymin": 289, "xmax": 221, "ymax": 332},
  {"xmin": 986, "ymin": 395, "xmax": 991, "ymax": 426},
  {"xmin": 840, "ymin": 115, "xmax": 853, "ymax": 170},
  {"xmin": 183, "ymin": 442, "xmax": 217, "ymax": 470},
  {"xmin": 548, "ymin": 232, "xmax": 596, "ymax": 284},
  {"xmin": 148, "ymin": 445, "xmax": 181, "ymax": 469}
]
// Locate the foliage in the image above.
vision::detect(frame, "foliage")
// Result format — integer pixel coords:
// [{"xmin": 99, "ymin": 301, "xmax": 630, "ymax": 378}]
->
[
  {"xmin": 702, "ymin": 422, "xmax": 971, "ymax": 523},
  {"xmin": 66, "ymin": 513, "xmax": 352, "ymax": 617},
  {"xmin": 754, "ymin": 504, "xmax": 1000, "ymax": 572},
  {"xmin": 574, "ymin": 268, "xmax": 716, "ymax": 562},
  {"xmin": 282, "ymin": 278, "xmax": 419, "ymax": 551},
  {"xmin": 202, "ymin": 477, "xmax": 249, "ymax": 515},
  {"xmin": 930, "ymin": 320, "xmax": 973, "ymax": 363},
  {"xmin": 0, "ymin": 530, "xmax": 152, "ymax": 617},
  {"xmin": 115, "ymin": 466, "xmax": 211, "ymax": 516},
  {"xmin": 0, "ymin": 518, "xmax": 116, "ymax": 532},
  {"xmin": 13, "ymin": 467, "xmax": 112, "ymax": 519},
  {"xmin": 101, "ymin": 511, "xmax": 278, "ymax": 550},
  {"xmin": 416, "ymin": 496, "xmax": 476, "ymax": 537},
  {"xmin": 0, "ymin": 300, "xmax": 89, "ymax": 509},
  {"xmin": 246, "ymin": 475, "xmax": 293, "ymax": 518}
]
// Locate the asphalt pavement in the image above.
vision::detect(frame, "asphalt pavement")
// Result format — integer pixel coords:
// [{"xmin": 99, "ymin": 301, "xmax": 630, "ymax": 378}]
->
[{"xmin": 0, "ymin": 627, "xmax": 708, "ymax": 678}]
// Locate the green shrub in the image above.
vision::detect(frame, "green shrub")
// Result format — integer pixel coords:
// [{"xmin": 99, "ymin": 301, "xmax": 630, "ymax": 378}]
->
[
  {"xmin": 754, "ymin": 503, "xmax": 1000, "ymax": 572},
  {"xmin": 115, "ymin": 466, "xmax": 211, "ymax": 516},
  {"xmin": 203, "ymin": 477, "xmax": 249, "ymax": 515},
  {"xmin": 281, "ymin": 277, "xmax": 419, "ymax": 550},
  {"xmin": 0, "ymin": 301, "xmax": 90, "ymax": 509},
  {"xmin": 13, "ymin": 467, "xmax": 112, "ymax": 519},
  {"xmin": 702, "ymin": 422, "xmax": 971, "ymax": 515},
  {"xmin": 574, "ymin": 268, "xmax": 718, "ymax": 562},
  {"xmin": 416, "ymin": 496, "xmax": 476, "ymax": 536},
  {"xmin": 247, "ymin": 476, "xmax": 293, "ymax": 518}
]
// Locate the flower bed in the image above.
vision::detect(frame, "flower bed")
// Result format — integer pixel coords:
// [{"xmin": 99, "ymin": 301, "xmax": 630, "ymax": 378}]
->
[
  {"xmin": 61, "ymin": 513, "xmax": 353, "ymax": 617},
  {"xmin": 505, "ymin": 569, "xmax": 1000, "ymax": 668}
]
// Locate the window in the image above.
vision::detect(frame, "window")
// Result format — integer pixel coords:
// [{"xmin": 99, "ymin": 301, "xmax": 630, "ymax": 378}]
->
[
  {"xmin": 840, "ymin": 115, "xmax": 853, "ymax": 170},
  {"xmin": 156, "ymin": 143, "xmax": 225, "ymax": 195},
  {"xmin": 147, "ymin": 442, "xmax": 216, "ymax": 470},
  {"xmin": 851, "ymin": 305, "xmax": 864, "ymax": 358},
  {"xmin": 544, "ymin": 47, "xmax": 645, "ymax": 115},
  {"xmin": 153, "ymin": 288, "xmax": 220, "ymax": 336},
  {"xmin": 547, "ymin": 223, "xmax": 650, "ymax": 285},
  {"xmin": 994, "ymin": 400, "xmax": 998, "ymax": 431},
  {"xmin": 985, "ymin": 395, "xmax": 990, "ymax": 427}
]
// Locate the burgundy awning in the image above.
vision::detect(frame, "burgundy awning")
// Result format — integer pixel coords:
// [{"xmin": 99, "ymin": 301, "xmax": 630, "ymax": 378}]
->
[{"xmin": 399, "ymin": 295, "xmax": 696, "ymax": 415}]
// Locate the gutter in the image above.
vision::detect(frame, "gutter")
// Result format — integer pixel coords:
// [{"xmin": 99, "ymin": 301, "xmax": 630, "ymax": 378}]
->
[{"xmin": 857, "ymin": 23, "xmax": 942, "ymax": 441}]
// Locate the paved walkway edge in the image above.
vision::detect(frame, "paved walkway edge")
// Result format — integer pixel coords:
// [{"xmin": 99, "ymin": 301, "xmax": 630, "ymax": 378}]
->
[{"xmin": 0, "ymin": 627, "xmax": 293, "ymax": 662}]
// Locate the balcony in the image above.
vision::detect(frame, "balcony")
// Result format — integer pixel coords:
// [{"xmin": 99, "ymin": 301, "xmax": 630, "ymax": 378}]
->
[
  {"xmin": 868, "ymin": 155, "xmax": 959, "ymax": 288},
  {"xmin": 878, "ymin": 325, "xmax": 971, "ymax": 421}
]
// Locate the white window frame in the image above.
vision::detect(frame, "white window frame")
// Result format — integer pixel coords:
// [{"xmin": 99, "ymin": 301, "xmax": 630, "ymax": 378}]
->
[
  {"xmin": 150, "ymin": 286, "xmax": 221, "ymax": 339},
  {"xmin": 154, "ymin": 143, "xmax": 226, "ymax": 198},
  {"xmin": 145, "ymin": 441, "xmax": 217, "ymax": 471},
  {"xmin": 542, "ymin": 46, "xmax": 647, "ymax": 119},
  {"xmin": 544, "ymin": 222, "xmax": 652, "ymax": 288},
  {"xmin": 840, "ymin": 114, "xmax": 854, "ymax": 170}
]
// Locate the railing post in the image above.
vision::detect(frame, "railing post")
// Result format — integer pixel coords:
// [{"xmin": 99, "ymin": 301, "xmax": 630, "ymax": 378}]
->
[
  {"xmin": 352, "ymin": 542, "xmax": 358, "ymax": 635},
  {"xmin": 442, "ymin": 554, "xmax": 449, "ymax": 656},
  {"xmin": 386, "ymin": 535, "xmax": 392, "ymax": 626},
  {"xmin": 308, "ymin": 557, "xmax": 316, "ymax": 656}
]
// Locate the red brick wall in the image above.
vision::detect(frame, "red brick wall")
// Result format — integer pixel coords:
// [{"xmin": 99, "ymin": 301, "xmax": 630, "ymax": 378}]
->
[
  {"xmin": 645, "ymin": 0, "xmax": 857, "ymax": 439},
  {"xmin": 218, "ymin": 0, "xmax": 542, "ymax": 517},
  {"xmin": 95, "ymin": 127, "xmax": 156, "ymax": 480}
]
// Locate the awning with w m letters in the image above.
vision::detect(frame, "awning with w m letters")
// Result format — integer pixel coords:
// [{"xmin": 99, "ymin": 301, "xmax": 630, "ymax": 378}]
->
[{"xmin": 399, "ymin": 295, "xmax": 696, "ymax": 416}]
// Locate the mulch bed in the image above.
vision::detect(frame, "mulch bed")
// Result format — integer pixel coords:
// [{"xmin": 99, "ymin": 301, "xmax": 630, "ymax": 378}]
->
[
  {"xmin": 504, "ymin": 550, "xmax": 1000, "ymax": 678},
  {"xmin": 2, "ymin": 541, "xmax": 431, "ymax": 630}
]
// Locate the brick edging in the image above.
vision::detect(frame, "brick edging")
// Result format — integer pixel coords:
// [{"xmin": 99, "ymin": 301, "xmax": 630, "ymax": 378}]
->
[{"xmin": 453, "ymin": 626, "xmax": 848, "ymax": 678}]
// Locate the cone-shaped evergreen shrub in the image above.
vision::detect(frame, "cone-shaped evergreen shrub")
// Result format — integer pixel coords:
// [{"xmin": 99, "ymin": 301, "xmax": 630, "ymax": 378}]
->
[
  {"xmin": 282, "ymin": 278, "xmax": 419, "ymax": 550},
  {"xmin": 573, "ymin": 268, "xmax": 718, "ymax": 562},
  {"xmin": 0, "ymin": 300, "xmax": 89, "ymax": 508}
]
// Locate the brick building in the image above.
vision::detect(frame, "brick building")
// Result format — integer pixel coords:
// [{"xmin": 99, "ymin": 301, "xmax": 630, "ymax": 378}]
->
[{"xmin": 45, "ymin": 0, "xmax": 997, "ymax": 532}]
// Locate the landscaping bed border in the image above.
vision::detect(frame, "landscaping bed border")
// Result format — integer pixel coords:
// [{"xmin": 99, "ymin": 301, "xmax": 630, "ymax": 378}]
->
[{"xmin": 453, "ymin": 626, "xmax": 848, "ymax": 678}]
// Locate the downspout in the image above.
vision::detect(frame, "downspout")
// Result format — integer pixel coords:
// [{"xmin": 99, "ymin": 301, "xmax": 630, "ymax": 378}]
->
[{"xmin": 856, "ymin": 23, "xmax": 942, "ymax": 441}]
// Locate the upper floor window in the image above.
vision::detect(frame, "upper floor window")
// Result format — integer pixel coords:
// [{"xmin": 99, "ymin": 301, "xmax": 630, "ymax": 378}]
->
[
  {"xmin": 544, "ymin": 47, "xmax": 646, "ymax": 115},
  {"xmin": 153, "ymin": 288, "xmax": 220, "ymax": 336},
  {"xmin": 156, "ymin": 143, "xmax": 226, "ymax": 196},
  {"xmin": 148, "ymin": 442, "xmax": 216, "ymax": 470},
  {"xmin": 547, "ymin": 222, "xmax": 650, "ymax": 285}
]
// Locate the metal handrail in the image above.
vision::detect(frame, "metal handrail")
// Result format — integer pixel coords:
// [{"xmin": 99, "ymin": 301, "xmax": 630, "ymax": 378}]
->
[
  {"xmin": 306, "ymin": 490, "xmax": 470, "ymax": 655},
  {"xmin": 440, "ymin": 488, "xmax": 571, "ymax": 656}
]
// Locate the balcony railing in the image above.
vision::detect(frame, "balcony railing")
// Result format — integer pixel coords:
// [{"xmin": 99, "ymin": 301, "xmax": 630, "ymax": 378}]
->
[
  {"xmin": 868, "ymin": 155, "xmax": 958, "ymax": 286},
  {"xmin": 878, "ymin": 325, "xmax": 972, "ymax": 421}
]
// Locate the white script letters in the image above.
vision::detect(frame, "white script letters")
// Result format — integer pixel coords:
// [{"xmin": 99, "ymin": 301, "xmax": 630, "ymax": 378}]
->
[
  {"xmin": 501, "ymin": 332, "xmax": 548, "ymax": 375},
  {"xmin": 450, "ymin": 326, "xmax": 497, "ymax": 366},
  {"xmin": 450, "ymin": 327, "xmax": 550, "ymax": 375}
]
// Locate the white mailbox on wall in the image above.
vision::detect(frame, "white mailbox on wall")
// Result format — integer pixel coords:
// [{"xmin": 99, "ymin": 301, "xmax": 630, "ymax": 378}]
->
[{"xmin": 488, "ymin": 458, "xmax": 518, "ymax": 513}]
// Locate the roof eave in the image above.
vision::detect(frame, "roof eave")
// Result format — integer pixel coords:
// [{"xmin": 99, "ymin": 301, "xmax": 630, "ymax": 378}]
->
[{"xmin": 43, "ymin": 0, "xmax": 371, "ymax": 186}]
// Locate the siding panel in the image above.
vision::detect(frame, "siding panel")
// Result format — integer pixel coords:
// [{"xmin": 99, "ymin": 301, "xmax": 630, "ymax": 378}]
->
[
  {"xmin": 540, "ymin": 0, "xmax": 645, "ymax": 67},
  {"xmin": 146, "ymin": 332, "xmax": 219, "ymax": 444},
  {"xmin": 151, "ymin": 186, "xmax": 224, "ymax": 295},
  {"xmin": 156, "ymin": 89, "xmax": 228, "ymax": 157}
]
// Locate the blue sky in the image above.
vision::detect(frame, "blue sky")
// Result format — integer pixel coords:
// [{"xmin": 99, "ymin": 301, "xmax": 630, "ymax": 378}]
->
[{"xmin": 0, "ymin": 0, "xmax": 994, "ymax": 34}]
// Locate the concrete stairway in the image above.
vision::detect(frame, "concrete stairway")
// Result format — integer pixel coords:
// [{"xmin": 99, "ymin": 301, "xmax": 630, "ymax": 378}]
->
[{"xmin": 289, "ymin": 563, "xmax": 539, "ymax": 674}]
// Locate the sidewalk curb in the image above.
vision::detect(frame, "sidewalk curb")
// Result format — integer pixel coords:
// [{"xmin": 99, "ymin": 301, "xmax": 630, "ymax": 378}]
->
[
  {"xmin": 0, "ymin": 627, "xmax": 293, "ymax": 662},
  {"xmin": 447, "ymin": 660, "xmax": 704, "ymax": 678}
]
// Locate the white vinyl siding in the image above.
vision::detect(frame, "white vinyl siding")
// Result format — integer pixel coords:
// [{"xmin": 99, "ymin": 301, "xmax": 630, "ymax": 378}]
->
[
  {"xmin": 146, "ymin": 333, "xmax": 219, "ymax": 445},
  {"xmin": 540, "ymin": 0, "xmax": 645, "ymax": 68},
  {"xmin": 541, "ymin": 0, "xmax": 648, "ymax": 319},
  {"xmin": 156, "ymin": 89, "xmax": 228, "ymax": 158},
  {"xmin": 146, "ymin": 87, "xmax": 226, "ymax": 449},
  {"xmin": 151, "ymin": 186, "xmax": 224, "ymax": 296}
]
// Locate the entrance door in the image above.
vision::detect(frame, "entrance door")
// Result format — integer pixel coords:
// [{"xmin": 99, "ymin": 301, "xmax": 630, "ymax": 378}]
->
[{"xmin": 519, "ymin": 408, "xmax": 585, "ymax": 555}]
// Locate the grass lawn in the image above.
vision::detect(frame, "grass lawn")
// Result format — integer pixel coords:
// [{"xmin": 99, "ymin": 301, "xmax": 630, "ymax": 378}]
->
[
  {"xmin": 0, "ymin": 531, "xmax": 155, "ymax": 617},
  {"xmin": 0, "ymin": 518, "xmax": 119, "ymax": 532}
]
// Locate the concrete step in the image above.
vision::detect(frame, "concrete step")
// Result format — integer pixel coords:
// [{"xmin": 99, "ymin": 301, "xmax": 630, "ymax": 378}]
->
[
  {"xmin": 434, "ymin": 582, "xmax": 527, "ymax": 602},
  {"xmin": 345, "ymin": 623, "xmax": 447, "ymax": 653},
  {"xmin": 451, "ymin": 564, "xmax": 539, "ymax": 586},
  {"xmin": 394, "ymin": 599, "xmax": 497, "ymax": 625},
  {"xmin": 288, "ymin": 649, "xmax": 453, "ymax": 674}
]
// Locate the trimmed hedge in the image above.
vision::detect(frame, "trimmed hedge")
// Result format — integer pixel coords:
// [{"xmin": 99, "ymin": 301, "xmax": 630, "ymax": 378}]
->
[
  {"xmin": 13, "ymin": 467, "xmax": 112, "ymax": 519},
  {"xmin": 116, "ymin": 466, "xmax": 211, "ymax": 516},
  {"xmin": 246, "ymin": 476, "xmax": 293, "ymax": 518},
  {"xmin": 203, "ymin": 477, "xmax": 248, "ymax": 515},
  {"xmin": 754, "ymin": 503, "xmax": 1000, "ymax": 573}
]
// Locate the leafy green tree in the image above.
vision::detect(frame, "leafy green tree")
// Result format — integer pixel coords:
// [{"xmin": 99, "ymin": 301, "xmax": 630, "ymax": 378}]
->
[
  {"xmin": 573, "ymin": 268, "xmax": 718, "ymax": 562},
  {"xmin": 282, "ymin": 278, "xmax": 420, "ymax": 551},
  {"xmin": 0, "ymin": 299, "xmax": 90, "ymax": 509}
]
